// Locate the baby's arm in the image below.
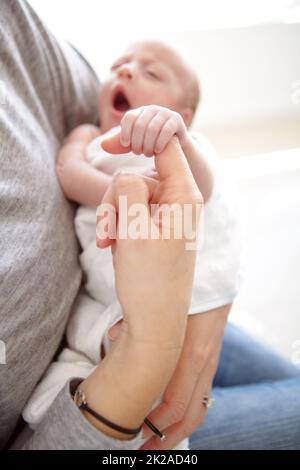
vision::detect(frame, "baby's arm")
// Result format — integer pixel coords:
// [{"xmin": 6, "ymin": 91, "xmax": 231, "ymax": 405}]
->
[
  {"xmin": 181, "ymin": 134, "xmax": 214, "ymax": 203},
  {"xmin": 56, "ymin": 124, "xmax": 112, "ymax": 207}
]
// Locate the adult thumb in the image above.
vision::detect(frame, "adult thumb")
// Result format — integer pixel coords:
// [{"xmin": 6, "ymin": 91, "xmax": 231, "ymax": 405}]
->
[{"xmin": 101, "ymin": 132, "xmax": 130, "ymax": 154}]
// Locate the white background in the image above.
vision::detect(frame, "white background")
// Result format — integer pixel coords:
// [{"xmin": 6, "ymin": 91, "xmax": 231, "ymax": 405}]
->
[{"xmin": 29, "ymin": 0, "xmax": 300, "ymax": 157}]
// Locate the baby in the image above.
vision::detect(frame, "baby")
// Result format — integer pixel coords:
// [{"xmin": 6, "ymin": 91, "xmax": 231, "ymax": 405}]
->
[
  {"xmin": 22, "ymin": 39, "xmax": 242, "ymax": 450},
  {"xmin": 54, "ymin": 39, "xmax": 213, "ymax": 208}
]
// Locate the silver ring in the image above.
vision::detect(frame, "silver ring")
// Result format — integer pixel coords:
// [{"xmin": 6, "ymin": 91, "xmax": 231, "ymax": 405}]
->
[{"xmin": 202, "ymin": 394, "xmax": 215, "ymax": 409}]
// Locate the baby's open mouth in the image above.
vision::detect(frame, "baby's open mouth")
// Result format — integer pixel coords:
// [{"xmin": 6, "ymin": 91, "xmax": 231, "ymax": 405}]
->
[{"xmin": 113, "ymin": 90, "xmax": 131, "ymax": 112}]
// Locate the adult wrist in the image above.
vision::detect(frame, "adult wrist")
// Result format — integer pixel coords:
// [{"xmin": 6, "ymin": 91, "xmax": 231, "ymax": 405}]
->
[
  {"xmin": 78, "ymin": 329, "xmax": 181, "ymax": 440},
  {"xmin": 107, "ymin": 328, "xmax": 182, "ymax": 403},
  {"xmin": 120, "ymin": 303, "xmax": 188, "ymax": 353}
]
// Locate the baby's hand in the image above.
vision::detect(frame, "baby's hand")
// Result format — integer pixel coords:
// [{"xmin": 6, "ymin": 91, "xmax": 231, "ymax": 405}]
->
[{"xmin": 119, "ymin": 105, "xmax": 189, "ymax": 156}]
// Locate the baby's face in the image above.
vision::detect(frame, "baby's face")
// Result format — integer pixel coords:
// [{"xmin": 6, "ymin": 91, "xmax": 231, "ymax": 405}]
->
[{"xmin": 98, "ymin": 40, "xmax": 191, "ymax": 133}]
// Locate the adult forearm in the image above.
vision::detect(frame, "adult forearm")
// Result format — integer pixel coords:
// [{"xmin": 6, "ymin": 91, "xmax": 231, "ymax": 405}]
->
[
  {"xmin": 79, "ymin": 330, "xmax": 182, "ymax": 441},
  {"xmin": 82, "ymin": 136, "xmax": 200, "ymax": 442}
]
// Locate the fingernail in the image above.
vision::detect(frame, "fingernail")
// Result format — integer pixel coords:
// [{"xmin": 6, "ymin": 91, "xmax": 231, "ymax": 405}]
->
[{"xmin": 121, "ymin": 138, "xmax": 129, "ymax": 147}]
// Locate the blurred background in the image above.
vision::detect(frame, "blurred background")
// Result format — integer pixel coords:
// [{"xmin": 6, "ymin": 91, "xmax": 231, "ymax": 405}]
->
[{"xmin": 29, "ymin": 0, "xmax": 300, "ymax": 360}]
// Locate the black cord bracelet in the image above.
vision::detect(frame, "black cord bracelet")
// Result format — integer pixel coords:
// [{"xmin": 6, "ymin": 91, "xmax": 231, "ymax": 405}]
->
[{"xmin": 72, "ymin": 387, "xmax": 166, "ymax": 440}]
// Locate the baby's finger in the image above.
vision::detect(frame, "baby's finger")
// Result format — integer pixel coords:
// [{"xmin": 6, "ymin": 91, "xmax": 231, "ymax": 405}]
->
[
  {"xmin": 120, "ymin": 107, "xmax": 143, "ymax": 147},
  {"xmin": 143, "ymin": 111, "xmax": 170, "ymax": 157},
  {"xmin": 131, "ymin": 107, "xmax": 159, "ymax": 155},
  {"xmin": 154, "ymin": 116, "xmax": 177, "ymax": 154}
]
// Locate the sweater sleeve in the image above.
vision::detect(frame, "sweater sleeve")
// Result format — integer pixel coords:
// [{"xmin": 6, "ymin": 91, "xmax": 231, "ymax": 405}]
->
[
  {"xmin": 0, "ymin": 0, "xmax": 146, "ymax": 450},
  {"xmin": 12, "ymin": 379, "xmax": 145, "ymax": 450}
]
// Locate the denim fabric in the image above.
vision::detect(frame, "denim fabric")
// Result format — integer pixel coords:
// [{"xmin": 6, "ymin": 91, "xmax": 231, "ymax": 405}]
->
[{"xmin": 190, "ymin": 323, "xmax": 300, "ymax": 449}]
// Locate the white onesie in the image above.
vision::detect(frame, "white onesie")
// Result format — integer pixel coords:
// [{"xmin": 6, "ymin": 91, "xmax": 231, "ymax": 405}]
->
[{"xmin": 22, "ymin": 127, "xmax": 243, "ymax": 450}]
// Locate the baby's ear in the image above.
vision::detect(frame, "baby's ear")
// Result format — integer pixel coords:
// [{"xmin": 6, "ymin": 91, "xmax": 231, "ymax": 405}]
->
[
  {"xmin": 101, "ymin": 132, "xmax": 130, "ymax": 154},
  {"xmin": 181, "ymin": 107, "xmax": 193, "ymax": 128}
]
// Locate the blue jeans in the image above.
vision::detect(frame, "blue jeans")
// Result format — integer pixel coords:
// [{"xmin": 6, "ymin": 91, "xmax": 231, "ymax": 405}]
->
[{"xmin": 189, "ymin": 323, "xmax": 300, "ymax": 450}]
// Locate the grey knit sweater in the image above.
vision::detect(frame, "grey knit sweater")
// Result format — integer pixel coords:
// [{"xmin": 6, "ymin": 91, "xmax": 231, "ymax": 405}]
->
[{"xmin": 0, "ymin": 0, "xmax": 144, "ymax": 449}]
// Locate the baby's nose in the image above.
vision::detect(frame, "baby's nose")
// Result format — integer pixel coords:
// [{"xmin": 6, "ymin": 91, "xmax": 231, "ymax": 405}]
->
[{"xmin": 117, "ymin": 64, "xmax": 134, "ymax": 80}]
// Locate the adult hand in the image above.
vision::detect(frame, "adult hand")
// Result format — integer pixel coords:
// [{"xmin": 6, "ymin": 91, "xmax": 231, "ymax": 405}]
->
[
  {"xmin": 101, "ymin": 131, "xmax": 230, "ymax": 449},
  {"xmin": 78, "ymin": 133, "xmax": 203, "ymax": 440},
  {"xmin": 98, "ymin": 132, "xmax": 203, "ymax": 352}
]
